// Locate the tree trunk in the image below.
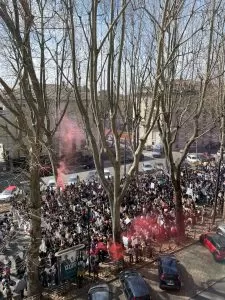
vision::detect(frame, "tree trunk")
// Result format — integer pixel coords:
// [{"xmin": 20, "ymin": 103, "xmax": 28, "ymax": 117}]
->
[
  {"xmin": 48, "ymin": 146, "xmax": 58, "ymax": 179},
  {"xmin": 111, "ymin": 163, "xmax": 121, "ymax": 244},
  {"xmin": 223, "ymin": 195, "xmax": 225, "ymax": 220},
  {"xmin": 171, "ymin": 168, "xmax": 185, "ymax": 238},
  {"xmin": 112, "ymin": 199, "xmax": 121, "ymax": 243},
  {"xmin": 174, "ymin": 182, "xmax": 185, "ymax": 238},
  {"xmin": 27, "ymin": 148, "xmax": 42, "ymax": 297}
]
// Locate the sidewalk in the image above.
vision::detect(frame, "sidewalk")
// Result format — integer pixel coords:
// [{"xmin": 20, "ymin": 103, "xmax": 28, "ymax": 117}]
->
[{"xmin": 41, "ymin": 214, "xmax": 225, "ymax": 300}]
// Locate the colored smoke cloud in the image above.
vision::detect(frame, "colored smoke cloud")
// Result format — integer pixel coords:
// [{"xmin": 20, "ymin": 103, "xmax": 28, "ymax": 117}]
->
[{"xmin": 56, "ymin": 115, "xmax": 85, "ymax": 189}]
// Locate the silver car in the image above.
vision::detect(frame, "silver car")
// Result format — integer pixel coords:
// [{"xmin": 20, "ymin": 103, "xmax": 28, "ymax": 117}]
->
[
  {"xmin": 217, "ymin": 224, "xmax": 225, "ymax": 236},
  {"xmin": 88, "ymin": 284, "xmax": 113, "ymax": 300}
]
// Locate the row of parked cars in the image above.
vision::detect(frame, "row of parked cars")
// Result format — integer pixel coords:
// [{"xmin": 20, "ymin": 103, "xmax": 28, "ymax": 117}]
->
[{"xmin": 88, "ymin": 254, "xmax": 181, "ymax": 300}]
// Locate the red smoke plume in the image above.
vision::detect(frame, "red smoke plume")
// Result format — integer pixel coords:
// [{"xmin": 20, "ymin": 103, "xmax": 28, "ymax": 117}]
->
[{"xmin": 56, "ymin": 115, "xmax": 84, "ymax": 188}]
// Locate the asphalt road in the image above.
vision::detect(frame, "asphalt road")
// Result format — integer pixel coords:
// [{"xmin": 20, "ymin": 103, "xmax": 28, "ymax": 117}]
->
[
  {"xmin": 191, "ymin": 277, "xmax": 225, "ymax": 300},
  {"xmin": 40, "ymin": 151, "xmax": 166, "ymax": 185},
  {"xmin": 85, "ymin": 242, "xmax": 225, "ymax": 300},
  {"xmin": 0, "ymin": 151, "xmax": 166, "ymax": 190}
]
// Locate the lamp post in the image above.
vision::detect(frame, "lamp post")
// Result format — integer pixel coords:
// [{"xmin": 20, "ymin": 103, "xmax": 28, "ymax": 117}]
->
[{"xmin": 87, "ymin": 204, "xmax": 94, "ymax": 276}]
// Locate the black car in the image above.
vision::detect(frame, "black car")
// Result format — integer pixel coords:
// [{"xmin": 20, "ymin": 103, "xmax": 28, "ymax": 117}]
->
[
  {"xmin": 88, "ymin": 284, "xmax": 113, "ymax": 300},
  {"xmin": 119, "ymin": 269, "xmax": 152, "ymax": 300},
  {"xmin": 158, "ymin": 255, "xmax": 181, "ymax": 290}
]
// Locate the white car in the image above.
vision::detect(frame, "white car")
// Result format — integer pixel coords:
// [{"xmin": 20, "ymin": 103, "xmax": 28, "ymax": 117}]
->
[
  {"xmin": 186, "ymin": 154, "xmax": 200, "ymax": 164},
  {"xmin": 67, "ymin": 175, "xmax": 78, "ymax": 185},
  {"xmin": 47, "ymin": 179, "xmax": 57, "ymax": 190},
  {"xmin": 217, "ymin": 224, "xmax": 225, "ymax": 236},
  {"xmin": 104, "ymin": 169, "xmax": 113, "ymax": 180},
  {"xmin": 0, "ymin": 186, "xmax": 19, "ymax": 202},
  {"xmin": 142, "ymin": 163, "xmax": 155, "ymax": 173}
]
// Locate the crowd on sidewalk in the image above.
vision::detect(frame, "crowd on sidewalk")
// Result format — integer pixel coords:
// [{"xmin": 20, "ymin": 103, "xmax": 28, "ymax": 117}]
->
[{"xmin": 0, "ymin": 161, "xmax": 224, "ymax": 294}]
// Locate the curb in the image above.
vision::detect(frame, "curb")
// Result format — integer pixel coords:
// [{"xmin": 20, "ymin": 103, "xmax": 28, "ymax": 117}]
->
[
  {"xmin": 105, "ymin": 239, "xmax": 199, "ymax": 284},
  {"xmin": 66, "ymin": 239, "xmax": 199, "ymax": 300},
  {"xmin": 189, "ymin": 276, "xmax": 225, "ymax": 299}
]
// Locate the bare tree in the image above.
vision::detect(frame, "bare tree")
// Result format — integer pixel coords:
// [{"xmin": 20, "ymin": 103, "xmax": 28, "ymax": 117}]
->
[
  {"xmin": 155, "ymin": 0, "xmax": 220, "ymax": 236},
  {"xmin": 58, "ymin": 0, "xmax": 164, "ymax": 243},
  {"xmin": 0, "ymin": 0, "xmax": 71, "ymax": 295}
]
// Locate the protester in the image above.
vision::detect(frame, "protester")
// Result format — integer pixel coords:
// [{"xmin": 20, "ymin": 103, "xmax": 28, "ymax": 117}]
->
[{"xmin": 1, "ymin": 159, "xmax": 223, "ymax": 289}]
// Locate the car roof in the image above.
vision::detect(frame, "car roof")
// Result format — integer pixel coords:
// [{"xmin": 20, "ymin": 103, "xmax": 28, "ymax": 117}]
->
[
  {"xmin": 159, "ymin": 255, "xmax": 178, "ymax": 274},
  {"xmin": 48, "ymin": 179, "xmax": 56, "ymax": 184},
  {"xmin": 88, "ymin": 284, "xmax": 110, "ymax": 300},
  {"xmin": 120, "ymin": 270, "xmax": 149, "ymax": 296},
  {"xmin": 5, "ymin": 185, "xmax": 17, "ymax": 191},
  {"xmin": 69, "ymin": 175, "xmax": 77, "ymax": 179}
]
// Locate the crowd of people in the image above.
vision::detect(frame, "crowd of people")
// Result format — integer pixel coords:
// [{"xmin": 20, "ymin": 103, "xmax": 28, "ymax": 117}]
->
[{"xmin": 0, "ymin": 159, "xmax": 224, "ymax": 295}]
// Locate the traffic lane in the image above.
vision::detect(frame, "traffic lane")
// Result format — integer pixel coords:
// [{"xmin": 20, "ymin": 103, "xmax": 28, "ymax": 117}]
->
[
  {"xmin": 41, "ymin": 156, "xmax": 165, "ymax": 185},
  {"xmin": 191, "ymin": 277, "xmax": 225, "ymax": 300},
  {"xmin": 141, "ymin": 242, "xmax": 225, "ymax": 300},
  {"xmin": 108, "ymin": 243, "xmax": 225, "ymax": 300}
]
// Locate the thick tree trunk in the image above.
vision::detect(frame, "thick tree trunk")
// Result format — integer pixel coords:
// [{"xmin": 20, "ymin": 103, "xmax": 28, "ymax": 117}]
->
[
  {"xmin": 223, "ymin": 196, "xmax": 225, "ymax": 220},
  {"xmin": 48, "ymin": 147, "xmax": 58, "ymax": 179},
  {"xmin": 27, "ymin": 149, "xmax": 42, "ymax": 297},
  {"xmin": 111, "ymin": 163, "xmax": 121, "ymax": 244},
  {"xmin": 174, "ymin": 183, "xmax": 185, "ymax": 237},
  {"xmin": 112, "ymin": 199, "xmax": 121, "ymax": 243},
  {"xmin": 171, "ymin": 169, "xmax": 185, "ymax": 238}
]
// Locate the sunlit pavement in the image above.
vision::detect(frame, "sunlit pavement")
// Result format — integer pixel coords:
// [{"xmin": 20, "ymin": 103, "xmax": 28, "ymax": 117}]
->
[
  {"xmin": 191, "ymin": 277, "xmax": 225, "ymax": 300},
  {"xmin": 74, "ymin": 243, "xmax": 225, "ymax": 300},
  {"xmin": 109, "ymin": 243, "xmax": 225, "ymax": 300}
]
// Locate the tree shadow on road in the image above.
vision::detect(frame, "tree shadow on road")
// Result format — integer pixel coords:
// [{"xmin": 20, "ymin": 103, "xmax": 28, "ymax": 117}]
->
[{"xmin": 149, "ymin": 262, "xmax": 201, "ymax": 300}]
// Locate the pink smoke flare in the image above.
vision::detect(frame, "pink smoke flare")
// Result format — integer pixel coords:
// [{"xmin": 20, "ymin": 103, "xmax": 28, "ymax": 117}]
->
[
  {"xmin": 57, "ymin": 161, "xmax": 66, "ymax": 190},
  {"xmin": 56, "ymin": 115, "xmax": 85, "ymax": 186}
]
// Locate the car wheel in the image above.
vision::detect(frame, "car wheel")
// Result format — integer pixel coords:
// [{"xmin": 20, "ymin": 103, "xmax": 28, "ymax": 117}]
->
[{"xmin": 213, "ymin": 252, "xmax": 219, "ymax": 262}]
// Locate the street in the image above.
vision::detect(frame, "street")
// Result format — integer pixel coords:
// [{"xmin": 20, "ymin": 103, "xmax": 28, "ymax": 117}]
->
[
  {"xmin": 75, "ymin": 242, "xmax": 225, "ymax": 300},
  {"xmin": 40, "ymin": 151, "xmax": 166, "ymax": 185},
  {"xmin": 191, "ymin": 277, "xmax": 225, "ymax": 300}
]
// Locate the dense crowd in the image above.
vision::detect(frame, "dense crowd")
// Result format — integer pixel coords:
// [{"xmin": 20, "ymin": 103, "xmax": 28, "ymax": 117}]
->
[{"xmin": 0, "ymin": 160, "xmax": 225, "ymax": 296}]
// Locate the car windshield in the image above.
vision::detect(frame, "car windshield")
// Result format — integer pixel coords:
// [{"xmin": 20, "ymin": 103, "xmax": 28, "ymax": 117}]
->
[
  {"xmin": 48, "ymin": 182, "xmax": 55, "ymax": 187},
  {"xmin": 69, "ymin": 177, "xmax": 77, "ymax": 182},
  {"xmin": 1, "ymin": 190, "xmax": 12, "ymax": 195},
  {"xmin": 144, "ymin": 164, "xmax": 152, "ymax": 168},
  {"xmin": 161, "ymin": 258, "xmax": 178, "ymax": 275},
  {"xmin": 90, "ymin": 291, "xmax": 109, "ymax": 300}
]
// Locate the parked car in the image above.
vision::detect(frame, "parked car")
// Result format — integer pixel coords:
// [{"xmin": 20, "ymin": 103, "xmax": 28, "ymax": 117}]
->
[
  {"xmin": 86, "ymin": 171, "xmax": 98, "ymax": 181},
  {"xmin": 199, "ymin": 232, "xmax": 225, "ymax": 261},
  {"xmin": 47, "ymin": 179, "xmax": 57, "ymax": 190},
  {"xmin": 142, "ymin": 163, "xmax": 155, "ymax": 173},
  {"xmin": 81, "ymin": 155, "xmax": 95, "ymax": 169},
  {"xmin": 39, "ymin": 164, "xmax": 53, "ymax": 177},
  {"xmin": 154, "ymin": 162, "xmax": 164, "ymax": 170},
  {"xmin": 0, "ymin": 185, "xmax": 20, "ymax": 202},
  {"xmin": 104, "ymin": 169, "xmax": 113, "ymax": 180},
  {"xmin": 88, "ymin": 284, "xmax": 113, "ymax": 300},
  {"xmin": 67, "ymin": 175, "xmax": 79, "ymax": 185},
  {"xmin": 119, "ymin": 269, "xmax": 152, "ymax": 300},
  {"xmin": 151, "ymin": 144, "xmax": 163, "ymax": 158},
  {"xmin": 217, "ymin": 224, "xmax": 225, "ymax": 236},
  {"xmin": 186, "ymin": 154, "xmax": 200, "ymax": 165},
  {"xmin": 158, "ymin": 255, "xmax": 181, "ymax": 290}
]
